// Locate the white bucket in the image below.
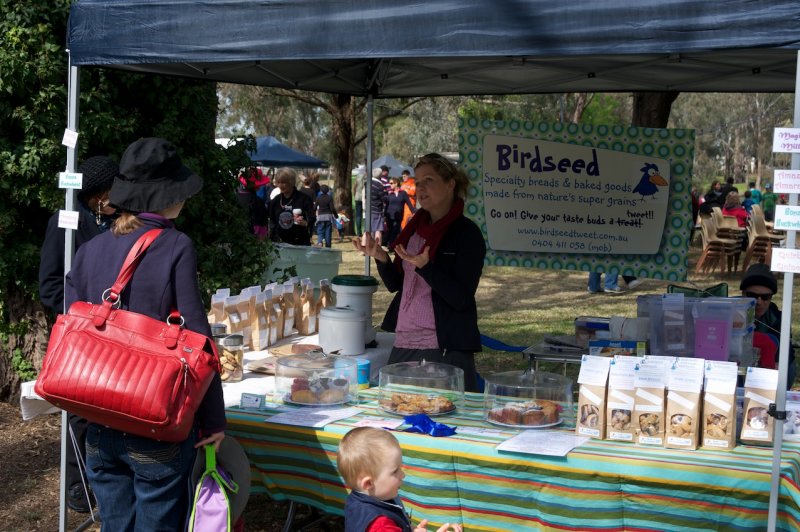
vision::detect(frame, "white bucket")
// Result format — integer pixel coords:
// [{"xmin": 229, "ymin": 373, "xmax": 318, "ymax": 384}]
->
[
  {"xmin": 318, "ymin": 306, "xmax": 366, "ymax": 356},
  {"xmin": 332, "ymin": 275, "xmax": 379, "ymax": 344}
]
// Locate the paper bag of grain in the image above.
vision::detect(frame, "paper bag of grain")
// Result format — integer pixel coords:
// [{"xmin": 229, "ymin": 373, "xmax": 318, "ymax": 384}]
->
[
  {"xmin": 633, "ymin": 356, "xmax": 669, "ymax": 446},
  {"xmin": 297, "ymin": 278, "xmax": 317, "ymax": 335},
  {"xmin": 701, "ymin": 360, "xmax": 738, "ymax": 450},
  {"xmin": 271, "ymin": 285, "xmax": 285, "ymax": 341},
  {"xmin": 665, "ymin": 357, "xmax": 704, "ymax": 450},
  {"xmin": 740, "ymin": 367, "xmax": 779, "ymax": 445},
  {"xmin": 250, "ymin": 291, "xmax": 270, "ymax": 351},
  {"xmin": 208, "ymin": 288, "xmax": 230, "ymax": 324},
  {"xmin": 576, "ymin": 355, "xmax": 611, "ymax": 439},
  {"xmin": 236, "ymin": 288, "xmax": 256, "ymax": 349},
  {"xmin": 224, "ymin": 295, "xmax": 242, "ymax": 335},
  {"xmin": 281, "ymin": 280, "xmax": 298, "ymax": 337},
  {"xmin": 606, "ymin": 355, "xmax": 641, "ymax": 442},
  {"xmin": 316, "ymin": 279, "xmax": 333, "ymax": 333}
]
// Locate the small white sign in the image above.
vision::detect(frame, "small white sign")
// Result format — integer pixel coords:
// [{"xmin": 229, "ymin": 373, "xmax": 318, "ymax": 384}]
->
[
  {"xmin": 57, "ymin": 210, "xmax": 79, "ymax": 230},
  {"xmin": 61, "ymin": 129, "xmax": 78, "ymax": 149},
  {"xmin": 771, "ymin": 248, "xmax": 800, "ymax": 274},
  {"xmin": 58, "ymin": 171, "xmax": 83, "ymax": 189},
  {"xmin": 774, "ymin": 205, "xmax": 800, "ymax": 231},
  {"xmin": 773, "ymin": 169, "xmax": 800, "ymax": 194},
  {"xmin": 773, "ymin": 128, "xmax": 800, "ymax": 153}
]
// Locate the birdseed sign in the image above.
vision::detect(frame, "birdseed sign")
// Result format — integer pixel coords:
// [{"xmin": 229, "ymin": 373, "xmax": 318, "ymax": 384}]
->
[{"xmin": 459, "ymin": 118, "xmax": 695, "ymax": 280}]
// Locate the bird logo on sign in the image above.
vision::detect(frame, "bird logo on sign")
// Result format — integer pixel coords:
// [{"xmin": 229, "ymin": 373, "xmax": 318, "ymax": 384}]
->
[{"xmin": 632, "ymin": 163, "xmax": 668, "ymax": 199}]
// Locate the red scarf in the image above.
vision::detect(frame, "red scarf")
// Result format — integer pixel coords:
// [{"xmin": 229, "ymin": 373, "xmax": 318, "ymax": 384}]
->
[{"xmin": 390, "ymin": 197, "xmax": 464, "ymax": 263}]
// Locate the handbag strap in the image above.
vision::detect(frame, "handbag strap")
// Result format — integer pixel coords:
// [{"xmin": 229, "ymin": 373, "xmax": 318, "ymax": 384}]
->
[{"xmin": 92, "ymin": 229, "xmax": 163, "ymax": 327}]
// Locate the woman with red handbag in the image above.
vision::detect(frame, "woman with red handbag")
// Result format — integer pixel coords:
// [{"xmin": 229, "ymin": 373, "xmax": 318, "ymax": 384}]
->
[{"xmin": 64, "ymin": 138, "xmax": 225, "ymax": 531}]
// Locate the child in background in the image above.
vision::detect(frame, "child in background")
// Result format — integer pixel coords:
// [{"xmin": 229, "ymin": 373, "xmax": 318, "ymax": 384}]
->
[
  {"xmin": 336, "ymin": 210, "xmax": 351, "ymax": 242},
  {"xmin": 742, "ymin": 190, "xmax": 755, "ymax": 214},
  {"xmin": 337, "ymin": 427, "xmax": 462, "ymax": 532}
]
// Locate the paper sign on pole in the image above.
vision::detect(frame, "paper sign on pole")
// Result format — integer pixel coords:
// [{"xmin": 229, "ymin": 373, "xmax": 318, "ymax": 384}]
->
[
  {"xmin": 57, "ymin": 210, "xmax": 79, "ymax": 231},
  {"xmin": 771, "ymin": 248, "xmax": 800, "ymax": 274},
  {"xmin": 58, "ymin": 172, "xmax": 83, "ymax": 190},
  {"xmin": 61, "ymin": 129, "xmax": 78, "ymax": 149},
  {"xmin": 772, "ymin": 128, "xmax": 800, "ymax": 153},
  {"xmin": 773, "ymin": 169, "xmax": 800, "ymax": 193},
  {"xmin": 774, "ymin": 205, "xmax": 800, "ymax": 231}
]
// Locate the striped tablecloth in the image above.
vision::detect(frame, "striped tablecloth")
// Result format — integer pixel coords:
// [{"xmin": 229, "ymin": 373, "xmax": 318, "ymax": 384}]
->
[{"xmin": 226, "ymin": 389, "xmax": 800, "ymax": 531}]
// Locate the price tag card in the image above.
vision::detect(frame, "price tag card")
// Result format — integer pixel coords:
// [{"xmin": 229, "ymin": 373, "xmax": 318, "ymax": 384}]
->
[
  {"xmin": 240, "ymin": 393, "xmax": 265, "ymax": 410},
  {"xmin": 57, "ymin": 210, "xmax": 79, "ymax": 230},
  {"xmin": 577, "ymin": 355, "xmax": 612, "ymax": 386}
]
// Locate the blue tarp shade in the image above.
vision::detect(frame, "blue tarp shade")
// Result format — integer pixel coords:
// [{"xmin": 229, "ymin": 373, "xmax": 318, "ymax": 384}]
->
[
  {"xmin": 67, "ymin": 0, "xmax": 800, "ymax": 96},
  {"xmin": 248, "ymin": 136, "xmax": 328, "ymax": 168}
]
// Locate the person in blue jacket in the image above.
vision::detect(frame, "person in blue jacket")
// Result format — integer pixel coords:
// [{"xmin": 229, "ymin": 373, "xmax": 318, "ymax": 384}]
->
[{"xmin": 65, "ymin": 138, "xmax": 225, "ymax": 531}]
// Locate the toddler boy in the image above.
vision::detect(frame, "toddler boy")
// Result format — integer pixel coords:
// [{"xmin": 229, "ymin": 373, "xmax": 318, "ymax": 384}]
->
[{"xmin": 337, "ymin": 427, "xmax": 462, "ymax": 532}]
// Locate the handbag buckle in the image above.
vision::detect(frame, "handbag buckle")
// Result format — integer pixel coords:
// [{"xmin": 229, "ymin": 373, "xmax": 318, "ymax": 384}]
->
[
  {"xmin": 166, "ymin": 313, "xmax": 185, "ymax": 328},
  {"xmin": 101, "ymin": 288, "xmax": 123, "ymax": 309}
]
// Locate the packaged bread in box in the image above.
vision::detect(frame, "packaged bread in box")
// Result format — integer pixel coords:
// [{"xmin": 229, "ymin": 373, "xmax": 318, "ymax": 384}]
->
[
  {"xmin": 378, "ymin": 361, "xmax": 463, "ymax": 416},
  {"xmin": 485, "ymin": 370, "xmax": 572, "ymax": 428},
  {"xmin": 605, "ymin": 355, "xmax": 641, "ymax": 442},
  {"xmin": 664, "ymin": 357, "xmax": 704, "ymax": 450},
  {"xmin": 740, "ymin": 367, "xmax": 779, "ymax": 445},
  {"xmin": 633, "ymin": 355, "xmax": 670, "ymax": 446},
  {"xmin": 275, "ymin": 351, "xmax": 358, "ymax": 406},
  {"xmin": 575, "ymin": 355, "xmax": 612, "ymax": 439},
  {"xmin": 701, "ymin": 360, "xmax": 739, "ymax": 451}
]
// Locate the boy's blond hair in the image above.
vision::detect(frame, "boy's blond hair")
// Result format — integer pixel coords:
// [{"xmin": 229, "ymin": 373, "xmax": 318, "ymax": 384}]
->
[{"xmin": 337, "ymin": 427, "xmax": 400, "ymax": 489}]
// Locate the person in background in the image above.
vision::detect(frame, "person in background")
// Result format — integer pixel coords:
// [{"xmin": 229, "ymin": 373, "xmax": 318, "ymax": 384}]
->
[
  {"xmin": 235, "ymin": 167, "xmax": 269, "ymax": 239},
  {"xmin": 354, "ymin": 153, "xmax": 485, "ymax": 392},
  {"xmin": 314, "ymin": 184, "xmax": 338, "ymax": 247},
  {"xmin": 722, "ymin": 191, "xmax": 748, "ymax": 228},
  {"xmin": 748, "ymin": 181, "xmax": 762, "ymax": 205},
  {"xmin": 762, "ymin": 183, "xmax": 778, "ymax": 221},
  {"xmin": 701, "ymin": 180, "xmax": 724, "ymax": 212},
  {"xmin": 742, "ymin": 190, "xmax": 755, "ymax": 214},
  {"xmin": 400, "ymin": 168, "xmax": 417, "ymax": 229},
  {"xmin": 379, "ymin": 164, "xmax": 391, "ymax": 192},
  {"xmin": 39, "ymin": 155, "xmax": 119, "ymax": 513},
  {"xmin": 587, "ymin": 272, "xmax": 624, "ymax": 294},
  {"xmin": 384, "ymin": 177, "xmax": 415, "ymax": 248},
  {"xmin": 310, "ymin": 171, "xmax": 322, "ymax": 196},
  {"xmin": 740, "ymin": 263, "xmax": 795, "ymax": 388},
  {"xmin": 66, "ymin": 138, "xmax": 226, "ymax": 530},
  {"xmin": 718, "ymin": 177, "xmax": 737, "ymax": 204},
  {"xmin": 299, "ymin": 173, "xmax": 315, "ymax": 201},
  {"xmin": 368, "ymin": 167, "xmax": 387, "ymax": 243},
  {"xmin": 690, "ymin": 184, "xmax": 701, "ymax": 242},
  {"xmin": 352, "ymin": 169, "xmax": 365, "ymax": 237},
  {"xmin": 268, "ymin": 167, "xmax": 314, "ymax": 245},
  {"xmin": 337, "ymin": 427, "xmax": 462, "ymax": 532}
]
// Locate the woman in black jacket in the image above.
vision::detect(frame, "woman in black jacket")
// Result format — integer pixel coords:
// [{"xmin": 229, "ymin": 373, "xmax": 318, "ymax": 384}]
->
[{"xmin": 354, "ymin": 153, "xmax": 485, "ymax": 391}]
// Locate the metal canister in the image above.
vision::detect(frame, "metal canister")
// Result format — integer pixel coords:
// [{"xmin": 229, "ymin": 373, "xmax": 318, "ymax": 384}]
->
[{"xmin": 216, "ymin": 333, "xmax": 244, "ymax": 382}]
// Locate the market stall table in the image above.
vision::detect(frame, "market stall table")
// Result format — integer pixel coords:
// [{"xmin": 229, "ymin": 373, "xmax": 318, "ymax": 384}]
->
[{"xmin": 226, "ymin": 389, "xmax": 800, "ymax": 531}]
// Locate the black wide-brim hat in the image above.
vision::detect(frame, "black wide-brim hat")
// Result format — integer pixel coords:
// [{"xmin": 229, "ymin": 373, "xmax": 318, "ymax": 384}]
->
[{"xmin": 110, "ymin": 137, "xmax": 203, "ymax": 213}]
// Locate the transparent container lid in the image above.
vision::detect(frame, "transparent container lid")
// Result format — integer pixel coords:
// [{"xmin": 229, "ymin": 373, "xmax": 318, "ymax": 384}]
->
[{"xmin": 275, "ymin": 351, "xmax": 358, "ymax": 406}]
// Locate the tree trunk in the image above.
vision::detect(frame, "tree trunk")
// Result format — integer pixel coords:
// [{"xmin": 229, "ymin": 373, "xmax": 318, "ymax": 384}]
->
[
  {"xmin": 330, "ymin": 93, "xmax": 356, "ymax": 234},
  {"xmin": 1, "ymin": 288, "xmax": 51, "ymax": 401},
  {"xmin": 631, "ymin": 91, "xmax": 679, "ymax": 128},
  {"xmin": 570, "ymin": 93, "xmax": 591, "ymax": 123}
]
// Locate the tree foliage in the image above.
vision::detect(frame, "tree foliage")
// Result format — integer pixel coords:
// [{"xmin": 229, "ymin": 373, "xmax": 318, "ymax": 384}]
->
[{"xmin": 0, "ymin": 1, "xmax": 271, "ymax": 399}]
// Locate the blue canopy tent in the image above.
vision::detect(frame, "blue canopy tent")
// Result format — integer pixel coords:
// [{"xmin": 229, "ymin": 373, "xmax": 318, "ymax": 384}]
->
[
  {"xmin": 55, "ymin": 1, "xmax": 800, "ymax": 530},
  {"xmin": 248, "ymin": 136, "xmax": 328, "ymax": 168},
  {"xmin": 372, "ymin": 154, "xmax": 412, "ymax": 177}
]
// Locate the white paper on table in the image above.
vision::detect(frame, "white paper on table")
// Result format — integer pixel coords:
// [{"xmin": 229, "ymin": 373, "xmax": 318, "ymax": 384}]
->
[
  {"xmin": 496, "ymin": 430, "xmax": 590, "ymax": 457},
  {"xmin": 353, "ymin": 416, "xmax": 404, "ymax": 429},
  {"xmin": 266, "ymin": 406, "xmax": 362, "ymax": 427}
]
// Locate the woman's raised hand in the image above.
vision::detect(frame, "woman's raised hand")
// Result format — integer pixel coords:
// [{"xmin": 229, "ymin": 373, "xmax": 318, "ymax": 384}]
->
[{"xmin": 352, "ymin": 232, "xmax": 390, "ymax": 263}]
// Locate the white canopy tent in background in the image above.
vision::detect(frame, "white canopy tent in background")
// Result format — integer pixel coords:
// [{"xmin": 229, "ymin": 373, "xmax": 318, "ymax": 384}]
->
[{"xmin": 58, "ymin": 1, "xmax": 799, "ymax": 530}]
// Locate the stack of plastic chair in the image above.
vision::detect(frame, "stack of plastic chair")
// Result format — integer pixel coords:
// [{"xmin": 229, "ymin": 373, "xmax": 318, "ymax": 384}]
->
[
  {"xmin": 696, "ymin": 217, "xmax": 741, "ymax": 274},
  {"xmin": 750, "ymin": 204, "xmax": 785, "ymax": 249},
  {"xmin": 710, "ymin": 207, "xmax": 746, "ymax": 271},
  {"xmin": 742, "ymin": 213, "xmax": 772, "ymax": 269}
]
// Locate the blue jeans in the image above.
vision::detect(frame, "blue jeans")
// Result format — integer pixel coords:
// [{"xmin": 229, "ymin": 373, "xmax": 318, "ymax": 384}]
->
[
  {"xmin": 316, "ymin": 220, "xmax": 333, "ymax": 247},
  {"xmin": 588, "ymin": 272, "xmax": 619, "ymax": 292},
  {"xmin": 85, "ymin": 424, "xmax": 196, "ymax": 532}
]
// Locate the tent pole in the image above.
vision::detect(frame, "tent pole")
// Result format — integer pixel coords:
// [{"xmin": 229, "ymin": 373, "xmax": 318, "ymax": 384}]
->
[
  {"xmin": 59, "ymin": 53, "xmax": 80, "ymax": 532},
  {"xmin": 767, "ymin": 49, "xmax": 800, "ymax": 532},
  {"xmin": 364, "ymin": 95, "xmax": 374, "ymax": 275}
]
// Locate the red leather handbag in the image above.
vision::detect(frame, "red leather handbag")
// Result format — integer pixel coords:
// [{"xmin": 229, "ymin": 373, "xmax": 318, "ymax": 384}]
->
[{"xmin": 35, "ymin": 229, "xmax": 221, "ymax": 442}]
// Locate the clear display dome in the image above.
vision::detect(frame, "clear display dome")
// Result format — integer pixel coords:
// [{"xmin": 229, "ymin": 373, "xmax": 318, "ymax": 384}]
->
[
  {"xmin": 275, "ymin": 351, "xmax": 358, "ymax": 406},
  {"xmin": 378, "ymin": 361, "xmax": 464, "ymax": 416},
  {"xmin": 483, "ymin": 370, "xmax": 573, "ymax": 428}
]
